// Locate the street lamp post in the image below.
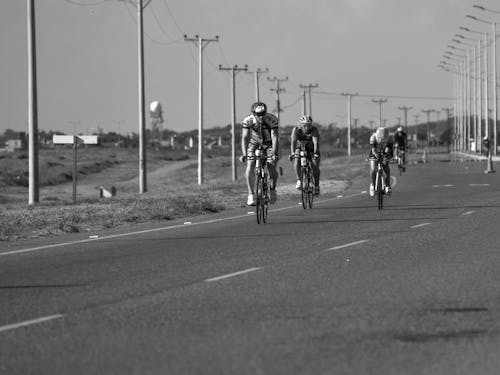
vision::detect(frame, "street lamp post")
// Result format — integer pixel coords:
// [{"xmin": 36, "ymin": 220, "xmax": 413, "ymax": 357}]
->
[{"xmin": 469, "ymin": 7, "xmax": 499, "ymax": 154}]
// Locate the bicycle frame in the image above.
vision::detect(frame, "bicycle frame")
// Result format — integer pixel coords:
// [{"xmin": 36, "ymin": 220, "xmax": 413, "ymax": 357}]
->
[
  {"xmin": 297, "ymin": 142, "xmax": 314, "ymax": 209},
  {"xmin": 253, "ymin": 147, "xmax": 270, "ymax": 224},
  {"xmin": 374, "ymin": 159, "xmax": 386, "ymax": 210}
]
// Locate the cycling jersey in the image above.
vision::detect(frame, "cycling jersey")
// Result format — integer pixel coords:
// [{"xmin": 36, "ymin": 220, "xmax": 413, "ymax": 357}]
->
[
  {"xmin": 369, "ymin": 133, "xmax": 393, "ymax": 159},
  {"xmin": 292, "ymin": 125, "xmax": 319, "ymax": 154},
  {"xmin": 393, "ymin": 131, "xmax": 407, "ymax": 149},
  {"xmin": 242, "ymin": 113, "xmax": 279, "ymax": 145}
]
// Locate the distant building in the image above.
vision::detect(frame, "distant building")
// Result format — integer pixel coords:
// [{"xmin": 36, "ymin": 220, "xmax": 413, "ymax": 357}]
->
[{"xmin": 5, "ymin": 139, "xmax": 23, "ymax": 152}]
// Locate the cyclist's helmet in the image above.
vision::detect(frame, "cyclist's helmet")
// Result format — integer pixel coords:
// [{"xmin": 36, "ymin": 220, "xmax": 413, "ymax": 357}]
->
[
  {"xmin": 251, "ymin": 102, "xmax": 267, "ymax": 116},
  {"xmin": 298, "ymin": 115, "xmax": 313, "ymax": 131},
  {"xmin": 375, "ymin": 127, "xmax": 388, "ymax": 143},
  {"xmin": 396, "ymin": 126, "xmax": 403, "ymax": 132}
]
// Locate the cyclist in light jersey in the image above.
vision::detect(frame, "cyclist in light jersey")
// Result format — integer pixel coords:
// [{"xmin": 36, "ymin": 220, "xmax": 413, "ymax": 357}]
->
[
  {"xmin": 240, "ymin": 102, "xmax": 279, "ymax": 206},
  {"xmin": 289, "ymin": 115, "xmax": 320, "ymax": 195},
  {"xmin": 369, "ymin": 127, "xmax": 393, "ymax": 197}
]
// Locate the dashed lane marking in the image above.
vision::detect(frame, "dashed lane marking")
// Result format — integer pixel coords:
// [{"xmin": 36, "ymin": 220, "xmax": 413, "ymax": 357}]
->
[
  {"xmin": 411, "ymin": 223, "xmax": 431, "ymax": 229},
  {"xmin": 204, "ymin": 267, "xmax": 262, "ymax": 282},
  {"xmin": 462, "ymin": 211, "xmax": 475, "ymax": 216},
  {"xmin": 0, "ymin": 314, "xmax": 64, "ymax": 333},
  {"xmin": 326, "ymin": 240, "xmax": 369, "ymax": 251}
]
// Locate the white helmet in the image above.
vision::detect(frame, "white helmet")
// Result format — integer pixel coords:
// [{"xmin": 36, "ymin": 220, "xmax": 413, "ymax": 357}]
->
[
  {"xmin": 375, "ymin": 127, "xmax": 387, "ymax": 143},
  {"xmin": 397, "ymin": 126, "xmax": 403, "ymax": 132}
]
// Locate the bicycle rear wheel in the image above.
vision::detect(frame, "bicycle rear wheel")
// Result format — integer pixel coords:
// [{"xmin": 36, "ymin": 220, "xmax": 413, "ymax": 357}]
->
[
  {"xmin": 262, "ymin": 174, "xmax": 269, "ymax": 223},
  {"xmin": 301, "ymin": 169, "xmax": 308, "ymax": 209}
]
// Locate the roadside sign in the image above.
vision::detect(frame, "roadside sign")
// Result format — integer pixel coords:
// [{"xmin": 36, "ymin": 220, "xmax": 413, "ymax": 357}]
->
[
  {"xmin": 53, "ymin": 135, "xmax": 98, "ymax": 145},
  {"xmin": 52, "ymin": 134, "xmax": 99, "ymax": 204}
]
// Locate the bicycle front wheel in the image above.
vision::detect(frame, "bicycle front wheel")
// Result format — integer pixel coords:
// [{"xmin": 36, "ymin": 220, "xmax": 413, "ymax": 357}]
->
[
  {"xmin": 307, "ymin": 171, "xmax": 314, "ymax": 209},
  {"xmin": 376, "ymin": 171, "xmax": 384, "ymax": 210},
  {"xmin": 255, "ymin": 172, "xmax": 264, "ymax": 224},
  {"xmin": 301, "ymin": 169, "xmax": 309, "ymax": 209}
]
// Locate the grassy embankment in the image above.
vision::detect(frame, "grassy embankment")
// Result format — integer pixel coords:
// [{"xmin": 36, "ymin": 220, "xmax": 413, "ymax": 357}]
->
[{"xmin": 0, "ymin": 146, "xmax": 368, "ymax": 242}]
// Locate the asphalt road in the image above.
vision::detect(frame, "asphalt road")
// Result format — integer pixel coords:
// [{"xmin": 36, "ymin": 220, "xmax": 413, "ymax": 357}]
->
[{"xmin": 1, "ymin": 156, "xmax": 500, "ymax": 374}]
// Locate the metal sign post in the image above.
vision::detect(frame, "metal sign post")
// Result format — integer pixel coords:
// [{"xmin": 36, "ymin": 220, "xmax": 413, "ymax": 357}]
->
[{"xmin": 53, "ymin": 135, "xmax": 98, "ymax": 204}]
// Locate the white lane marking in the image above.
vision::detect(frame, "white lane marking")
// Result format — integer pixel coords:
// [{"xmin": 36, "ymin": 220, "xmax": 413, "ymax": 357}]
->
[
  {"xmin": 411, "ymin": 223, "xmax": 431, "ymax": 229},
  {"xmin": 462, "ymin": 210, "xmax": 475, "ymax": 216},
  {"xmin": 326, "ymin": 240, "xmax": 369, "ymax": 251},
  {"xmin": 0, "ymin": 314, "xmax": 64, "ymax": 333},
  {"xmin": 1, "ymin": 192, "xmax": 365, "ymax": 257},
  {"xmin": 432, "ymin": 184, "xmax": 454, "ymax": 188},
  {"xmin": 204, "ymin": 267, "xmax": 262, "ymax": 282},
  {"xmin": 469, "ymin": 184, "xmax": 490, "ymax": 186}
]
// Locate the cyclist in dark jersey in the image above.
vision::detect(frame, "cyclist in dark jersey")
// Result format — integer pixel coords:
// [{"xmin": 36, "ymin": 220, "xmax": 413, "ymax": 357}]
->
[
  {"xmin": 393, "ymin": 126, "xmax": 408, "ymax": 171},
  {"xmin": 289, "ymin": 115, "xmax": 320, "ymax": 195}
]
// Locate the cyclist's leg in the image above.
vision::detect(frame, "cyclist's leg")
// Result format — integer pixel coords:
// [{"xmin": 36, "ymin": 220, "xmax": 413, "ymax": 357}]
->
[
  {"xmin": 265, "ymin": 146, "xmax": 278, "ymax": 203},
  {"xmin": 311, "ymin": 153, "xmax": 320, "ymax": 194},
  {"xmin": 382, "ymin": 159, "xmax": 391, "ymax": 193},
  {"xmin": 245, "ymin": 143, "xmax": 257, "ymax": 205},
  {"xmin": 369, "ymin": 158, "xmax": 377, "ymax": 186},
  {"xmin": 294, "ymin": 148, "xmax": 302, "ymax": 188}
]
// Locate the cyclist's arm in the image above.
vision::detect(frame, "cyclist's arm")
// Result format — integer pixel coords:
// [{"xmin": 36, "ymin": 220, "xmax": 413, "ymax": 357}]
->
[
  {"xmin": 290, "ymin": 127, "xmax": 297, "ymax": 155},
  {"xmin": 271, "ymin": 127, "xmax": 279, "ymax": 156},
  {"xmin": 241, "ymin": 127, "xmax": 249, "ymax": 157},
  {"xmin": 312, "ymin": 127, "xmax": 320, "ymax": 154}
]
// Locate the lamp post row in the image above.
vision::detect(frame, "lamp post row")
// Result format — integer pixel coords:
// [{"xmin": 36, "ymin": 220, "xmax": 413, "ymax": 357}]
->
[{"xmin": 440, "ymin": 6, "xmax": 499, "ymax": 156}]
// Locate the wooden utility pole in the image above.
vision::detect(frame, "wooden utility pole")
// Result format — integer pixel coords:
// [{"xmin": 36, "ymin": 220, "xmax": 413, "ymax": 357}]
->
[
  {"xmin": 27, "ymin": 0, "xmax": 39, "ymax": 205},
  {"xmin": 268, "ymin": 76, "xmax": 288, "ymax": 123},
  {"xmin": 185, "ymin": 34, "xmax": 219, "ymax": 184},
  {"xmin": 299, "ymin": 83, "xmax": 319, "ymax": 117},
  {"xmin": 219, "ymin": 64, "xmax": 248, "ymax": 181},
  {"xmin": 341, "ymin": 92, "xmax": 358, "ymax": 156}
]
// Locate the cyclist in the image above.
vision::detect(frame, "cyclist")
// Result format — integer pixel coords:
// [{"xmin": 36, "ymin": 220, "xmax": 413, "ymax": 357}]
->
[
  {"xmin": 369, "ymin": 126, "xmax": 393, "ymax": 197},
  {"xmin": 289, "ymin": 115, "xmax": 320, "ymax": 195},
  {"xmin": 393, "ymin": 125, "xmax": 408, "ymax": 171},
  {"xmin": 240, "ymin": 102, "xmax": 280, "ymax": 206}
]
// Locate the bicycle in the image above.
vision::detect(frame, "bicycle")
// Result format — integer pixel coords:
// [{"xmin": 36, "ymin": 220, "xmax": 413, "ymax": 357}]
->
[
  {"xmin": 295, "ymin": 142, "xmax": 315, "ymax": 209},
  {"xmin": 252, "ymin": 146, "xmax": 270, "ymax": 224},
  {"xmin": 396, "ymin": 147, "xmax": 405, "ymax": 175},
  {"xmin": 374, "ymin": 157, "xmax": 387, "ymax": 210}
]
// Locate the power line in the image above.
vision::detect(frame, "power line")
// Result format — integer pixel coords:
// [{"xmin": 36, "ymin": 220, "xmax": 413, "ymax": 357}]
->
[{"xmin": 316, "ymin": 91, "xmax": 453, "ymax": 101}]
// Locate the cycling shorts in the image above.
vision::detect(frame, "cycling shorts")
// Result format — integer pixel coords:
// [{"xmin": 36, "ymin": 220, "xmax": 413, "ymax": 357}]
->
[{"xmin": 247, "ymin": 142, "xmax": 277, "ymax": 164}]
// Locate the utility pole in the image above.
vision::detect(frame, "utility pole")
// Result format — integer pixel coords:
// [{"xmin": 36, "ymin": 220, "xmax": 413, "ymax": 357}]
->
[
  {"xmin": 422, "ymin": 109, "xmax": 436, "ymax": 149},
  {"xmin": 137, "ymin": 0, "xmax": 148, "ymax": 193},
  {"xmin": 372, "ymin": 98, "xmax": 388, "ymax": 127},
  {"xmin": 27, "ymin": 0, "xmax": 39, "ymax": 205},
  {"xmin": 442, "ymin": 107, "xmax": 453, "ymax": 152},
  {"xmin": 299, "ymin": 83, "xmax": 319, "ymax": 117},
  {"xmin": 268, "ymin": 76, "xmax": 288, "ymax": 123},
  {"xmin": 396, "ymin": 117, "xmax": 402, "ymax": 126},
  {"xmin": 219, "ymin": 64, "xmax": 248, "ymax": 181},
  {"xmin": 398, "ymin": 106, "xmax": 413, "ymax": 132},
  {"xmin": 368, "ymin": 120, "xmax": 375, "ymax": 130},
  {"xmin": 185, "ymin": 34, "xmax": 219, "ymax": 185},
  {"xmin": 301, "ymin": 90, "xmax": 307, "ymax": 115},
  {"xmin": 341, "ymin": 92, "xmax": 358, "ymax": 156},
  {"xmin": 413, "ymin": 114, "xmax": 420, "ymax": 150},
  {"xmin": 246, "ymin": 67, "xmax": 268, "ymax": 102}
]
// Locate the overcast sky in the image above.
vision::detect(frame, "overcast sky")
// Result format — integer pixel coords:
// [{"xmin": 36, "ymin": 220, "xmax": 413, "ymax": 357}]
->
[{"xmin": 0, "ymin": 0, "xmax": 497, "ymax": 136}]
